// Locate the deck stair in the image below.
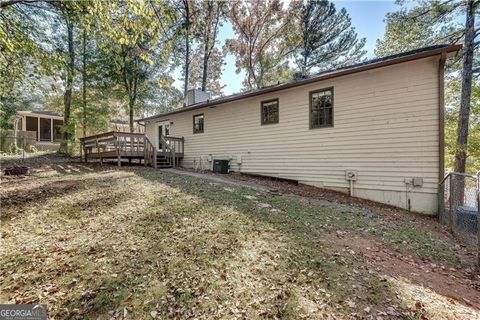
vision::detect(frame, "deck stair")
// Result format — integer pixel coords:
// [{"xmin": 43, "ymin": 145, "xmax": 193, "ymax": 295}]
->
[
  {"xmin": 79, "ymin": 131, "xmax": 183, "ymax": 168},
  {"xmin": 157, "ymin": 155, "xmax": 173, "ymax": 168},
  {"xmin": 157, "ymin": 135, "xmax": 184, "ymax": 168}
]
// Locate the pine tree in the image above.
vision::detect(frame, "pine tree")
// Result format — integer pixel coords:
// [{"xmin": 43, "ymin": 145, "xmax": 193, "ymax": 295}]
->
[{"xmin": 295, "ymin": 0, "xmax": 366, "ymax": 75}]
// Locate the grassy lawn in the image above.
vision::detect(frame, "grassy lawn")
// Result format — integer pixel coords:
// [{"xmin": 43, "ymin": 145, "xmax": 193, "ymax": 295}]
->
[{"xmin": 1, "ymin": 160, "xmax": 479, "ymax": 319}]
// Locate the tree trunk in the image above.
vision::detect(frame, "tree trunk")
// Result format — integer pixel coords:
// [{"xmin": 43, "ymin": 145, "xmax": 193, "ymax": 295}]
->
[
  {"xmin": 201, "ymin": 0, "xmax": 213, "ymax": 92},
  {"xmin": 454, "ymin": 0, "xmax": 475, "ymax": 204},
  {"xmin": 82, "ymin": 27, "xmax": 87, "ymax": 138},
  {"xmin": 129, "ymin": 97, "xmax": 135, "ymax": 133},
  {"xmin": 183, "ymin": 0, "xmax": 190, "ymax": 104},
  {"xmin": 184, "ymin": 31, "xmax": 189, "ymax": 100},
  {"xmin": 60, "ymin": 17, "xmax": 75, "ymax": 154},
  {"xmin": 201, "ymin": 36, "xmax": 209, "ymax": 92}
]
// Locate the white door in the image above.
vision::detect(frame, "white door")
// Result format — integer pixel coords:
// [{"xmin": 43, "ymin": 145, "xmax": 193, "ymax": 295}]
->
[{"xmin": 157, "ymin": 121, "xmax": 170, "ymax": 150}]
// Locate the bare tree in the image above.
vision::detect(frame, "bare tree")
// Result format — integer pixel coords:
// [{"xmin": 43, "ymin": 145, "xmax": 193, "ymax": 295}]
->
[
  {"xmin": 226, "ymin": 0, "xmax": 297, "ymax": 89},
  {"xmin": 59, "ymin": 12, "xmax": 75, "ymax": 153},
  {"xmin": 455, "ymin": 0, "xmax": 477, "ymax": 175},
  {"xmin": 198, "ymin": 0, "xmax": 224, "ymax": 92}
]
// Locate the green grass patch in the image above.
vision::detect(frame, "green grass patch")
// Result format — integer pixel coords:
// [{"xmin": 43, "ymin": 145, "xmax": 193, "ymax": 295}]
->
[{"xmin": 383, "ymin": 227, "xmax": 460, "ymax": 264}]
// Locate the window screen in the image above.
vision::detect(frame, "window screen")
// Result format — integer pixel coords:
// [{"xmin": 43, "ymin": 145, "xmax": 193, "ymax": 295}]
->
[
  {"xmin": 40, "ymin": 118, "xmax": 51, "ymax": 141},
  {"xmin": 25, "ymin": 116, "xmax": 38, "ymax": 140}
]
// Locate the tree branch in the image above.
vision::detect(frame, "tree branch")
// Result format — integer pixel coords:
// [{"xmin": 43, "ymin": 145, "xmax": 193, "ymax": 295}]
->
[{"xmin": 0, "ymin": 0, "xmax": 40, "ymax": 9}]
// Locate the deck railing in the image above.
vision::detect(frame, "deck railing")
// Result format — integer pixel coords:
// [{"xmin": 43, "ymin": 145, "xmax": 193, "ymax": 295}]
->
[
  {"xmin": 79, "ymin": 131, "xmax": 183, "ymax": 168},
  {"xmin": 115, "ymin": 132, "xmax": 146, "ymax": 155},
  {"xmin": 80, "ymin": 131, "xmax": 151, "ymax": 167},
  {"xmin": 144, "ymin": 136, "xmax": 156, "ymax": 168}
]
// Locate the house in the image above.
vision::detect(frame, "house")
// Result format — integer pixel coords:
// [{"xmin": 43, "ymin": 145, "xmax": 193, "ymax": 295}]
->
[
  {"xmin": 12, "ymin": 111, "xmax": 143, "ymax": 138},
  {"xmin": 6, "ymin": 111, "xmax": 145, "ymax": 151},
  {"xmin": 13, "ymin": 110, "xmax": 64, "ymax": 143},
  {"xmin": 117, "ymin": 44, "xmax": 457, "ymax": 214},
  {"xmin": 11, "ymin": 111, "xmax": 64, "ymax": 151}
]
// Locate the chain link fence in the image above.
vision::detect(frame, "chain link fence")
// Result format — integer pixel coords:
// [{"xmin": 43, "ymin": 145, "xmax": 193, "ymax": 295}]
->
[{"xmin": 439, "ymin": 172, "xmax": 480, "ymax": 264}]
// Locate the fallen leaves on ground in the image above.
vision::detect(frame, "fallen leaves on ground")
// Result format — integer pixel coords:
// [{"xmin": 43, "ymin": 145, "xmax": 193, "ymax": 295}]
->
[{"xmin": 0, "ymin": 156, "xmax": 479, "ymax": 319}]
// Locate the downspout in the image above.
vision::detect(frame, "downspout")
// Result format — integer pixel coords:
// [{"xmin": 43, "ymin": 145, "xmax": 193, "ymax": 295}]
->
[{"xmin": 438, "ymin": 50, "xmax": 447, "ymax": 216}]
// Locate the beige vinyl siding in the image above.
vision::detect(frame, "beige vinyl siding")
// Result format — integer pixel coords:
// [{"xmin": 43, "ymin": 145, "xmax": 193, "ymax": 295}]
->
[{"xmin": 145, "ymin": 56, "xmax": 441, "ymax": 214}]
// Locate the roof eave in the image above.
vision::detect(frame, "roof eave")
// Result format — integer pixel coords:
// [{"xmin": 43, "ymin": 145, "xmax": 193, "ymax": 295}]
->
[{"xmin": 16, "ymin": 111, "xmax": 64, "ymax": 119}]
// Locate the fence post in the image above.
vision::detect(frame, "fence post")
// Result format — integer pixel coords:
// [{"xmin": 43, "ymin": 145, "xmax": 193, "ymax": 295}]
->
[
  {"xmin": 449, "ymin": 174, "xmax": 454, "ymax": 233},
  {"xmin": 439, "ymin": 180, "xmax": 445, "ymax": 221},
  {"xmin": 477, "ymin": 172, "xmax": 479, "ymax": 266}
]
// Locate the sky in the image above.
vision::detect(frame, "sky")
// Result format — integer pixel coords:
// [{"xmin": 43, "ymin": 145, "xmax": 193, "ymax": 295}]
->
[{"xmin": 174, "ymin": 0, "xmax": 401, "ymax": 96}]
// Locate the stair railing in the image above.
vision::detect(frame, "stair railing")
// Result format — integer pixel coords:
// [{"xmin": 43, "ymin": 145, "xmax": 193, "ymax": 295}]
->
[
  {"xmin": 144, "ymin": 136, "xmax": 156, "ymax": 168},
  {"xmin": 159, "ymin": 135, "xmax": 174, "ymax": 167}
]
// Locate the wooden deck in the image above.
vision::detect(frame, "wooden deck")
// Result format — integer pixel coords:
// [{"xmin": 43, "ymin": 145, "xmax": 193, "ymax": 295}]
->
[{"xmin": 79, "ymin": 131, "xmax": 184, "ymax": 168}]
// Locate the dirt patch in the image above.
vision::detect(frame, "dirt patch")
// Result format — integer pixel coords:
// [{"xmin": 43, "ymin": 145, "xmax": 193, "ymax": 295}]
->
[
  {"xmin": 336, "ymin": 232, "xmax": 480, "ymax": 312},
  {"xmin": 1, "ymin": 152, "xmax": 78, "ymax": 169}
]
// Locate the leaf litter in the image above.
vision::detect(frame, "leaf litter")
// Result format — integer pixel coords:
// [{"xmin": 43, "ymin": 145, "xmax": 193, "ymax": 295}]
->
[{"xmin": 0, "ymin": 157, "xmax": 479, "ymax": 319}]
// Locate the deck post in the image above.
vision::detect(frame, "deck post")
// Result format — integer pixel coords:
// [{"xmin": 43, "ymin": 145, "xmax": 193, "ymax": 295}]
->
[
  {"xmin": 37, "ymin": 117, "xmax": 40, "ymax": 142},
  {"xmin": 153, "ymin": 148, "xmax": 157, "ymax": 169},
  {"xmin": 172, "ymin": 147, "xmax": 176, "ymax": 168},
  {"xmin": 79, "ymin": 139, "xmax": 83, "ymax": 162},
  {"xmin": 95, "ymin": 137, "xmax": 102, "ymax": 166},
  {"xmin": 50, "ymin": 118, "xmax": 53, "ymax": 142},
  {"xmin": 116, "ymin": 134, "xmax": 121, "ymax": 167},
  {"xmin": 130, "ymin": 137, "xmax": 134, "ymax": 156},
  {"xmin": 144, "ymin": 136, "xmax": 147, "ymax": 167}
]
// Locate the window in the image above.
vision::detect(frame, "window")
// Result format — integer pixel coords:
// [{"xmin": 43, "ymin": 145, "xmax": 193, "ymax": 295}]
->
[
  {"xmin": 53, "ymin": 120, "xmax": 63, "ymax": 141},
  {"xmin": 310, "ymin": 88, "xmax": 333, "ymax": 128},
  {"xmin": 193, "ymin": 114, "xmax": 204, "ymax": 133},
  {"xmin": 25, "ymin": 116, "xmax": 38, "ymax": 141},
  {"xmin": 165, "ymin": 124, "xmax": 170, "ymax": 136},
  {"xmin": 261, "ymin": 99, "xmax": 279, "ymax": 125},
  {"xmin": 39, "ymin": 118, "xmax": 51, "ymax": 141}
]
